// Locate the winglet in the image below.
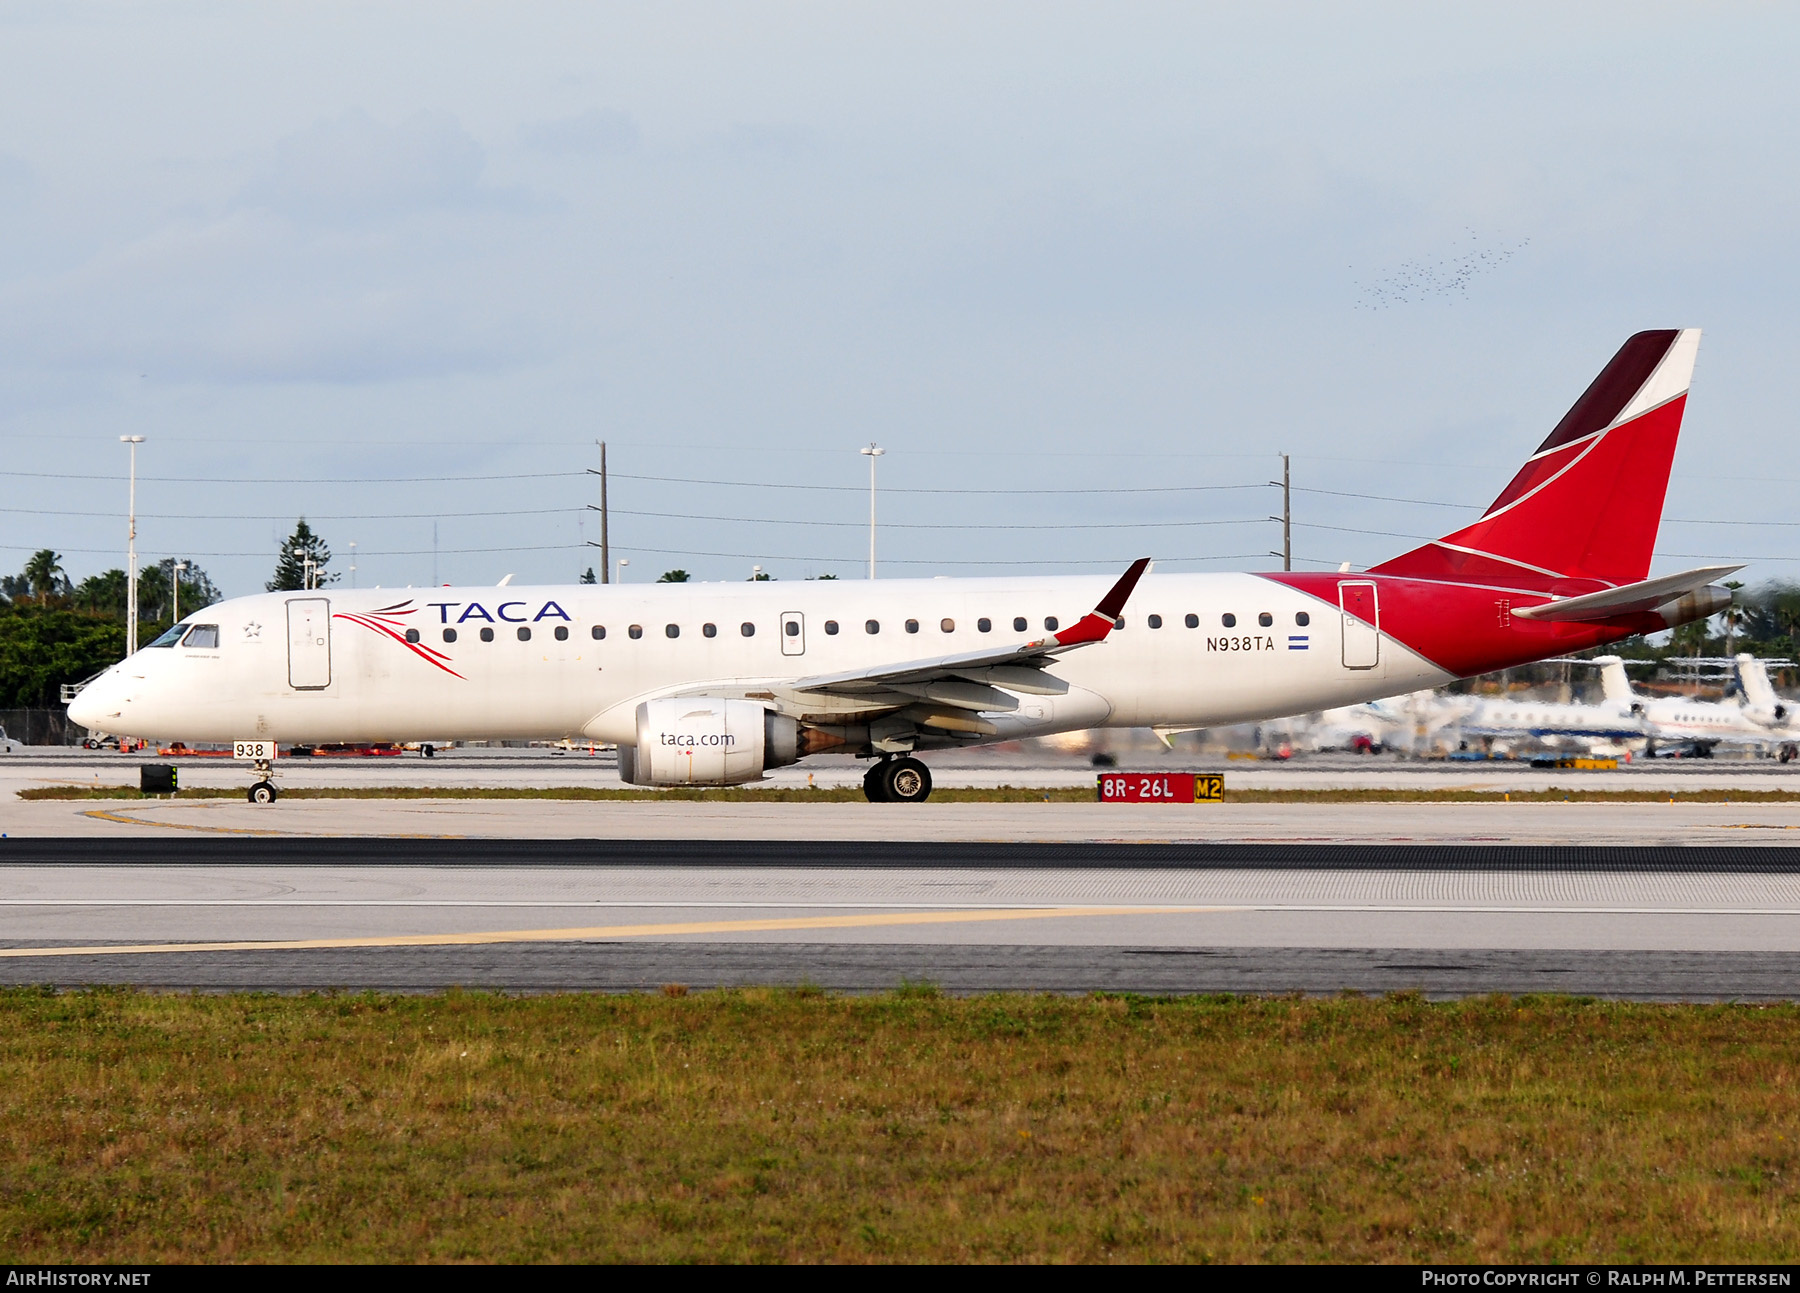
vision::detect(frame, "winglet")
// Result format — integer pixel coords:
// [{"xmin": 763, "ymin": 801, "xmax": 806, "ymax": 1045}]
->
[{"xmin": 1051, "ymin": 558, "xmax": 1152, "ymax": 647}]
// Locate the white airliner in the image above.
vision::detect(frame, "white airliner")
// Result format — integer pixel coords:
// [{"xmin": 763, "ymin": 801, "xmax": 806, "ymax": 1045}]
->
[{"xmin": 69, "ymin": 329, "xmax": 1743, "ymax": 803}]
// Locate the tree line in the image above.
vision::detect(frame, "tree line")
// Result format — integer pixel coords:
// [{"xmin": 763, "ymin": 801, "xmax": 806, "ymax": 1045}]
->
[{"xmin": 0, "ymin": 519, "xmax": 337, "ymax": 708}]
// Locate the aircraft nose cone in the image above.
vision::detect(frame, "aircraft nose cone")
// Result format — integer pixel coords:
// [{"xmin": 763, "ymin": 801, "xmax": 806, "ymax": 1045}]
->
[{"xmin": 66, "ymin": 673, "xmax": 119, "ymax": 731}]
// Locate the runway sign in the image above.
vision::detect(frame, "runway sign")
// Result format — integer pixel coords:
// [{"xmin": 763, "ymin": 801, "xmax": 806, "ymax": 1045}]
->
[{"xmin": 1097, "ymin": 772, "xmax": 1224, "ymax": 803}]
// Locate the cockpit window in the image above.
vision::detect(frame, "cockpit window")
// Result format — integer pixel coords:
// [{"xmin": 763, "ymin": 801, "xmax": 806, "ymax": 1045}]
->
[
  {"xmin": 183, "ymin": 624, "xmax": 220, "ymax": 649},
  {"xmin": 145, "ymin": 623, "xmax": 187, "ymax": 648}
]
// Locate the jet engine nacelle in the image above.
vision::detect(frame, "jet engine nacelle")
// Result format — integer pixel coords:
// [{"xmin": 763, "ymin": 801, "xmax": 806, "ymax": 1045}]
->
[
  {"xmin": 1657, "ymin": 585, "xmax": 1734, "ymax": 629},
  {"xmin": 617, "ymin": 697, "xmax": 800, "ymax": 786}
]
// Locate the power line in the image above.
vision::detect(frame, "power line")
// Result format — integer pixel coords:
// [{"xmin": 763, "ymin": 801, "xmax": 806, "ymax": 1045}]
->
[
  {"xmin": 606, "ymin": 546, "xmax": 1273, "ymax": 567},
  {"xmin": 1293, "ymin": 486, "xmax": 1475, "ymax": 509},
  {"xmin": 603, "ymin": 509, "xmax": 1265, "ymax": 532},
  {"xmin": 0, "ymin": 504, "xmax": 1267, "ymax": 531},
  {"xmin": 604, "ymin": 472, "xmax": 1268, "ymax": 496},
  {"xmin": 0, "ymin": 469, "xmax": 584, "ymax": 485}
]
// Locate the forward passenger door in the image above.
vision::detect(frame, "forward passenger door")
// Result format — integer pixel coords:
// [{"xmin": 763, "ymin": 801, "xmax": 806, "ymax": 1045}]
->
[{"xmin": 287, "ymin": 598, "xmax": 332, "ymax": 689}]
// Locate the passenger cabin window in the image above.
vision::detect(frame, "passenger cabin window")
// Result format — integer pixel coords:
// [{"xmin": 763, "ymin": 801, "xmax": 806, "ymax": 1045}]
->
[
  {"xmin": 1184, "ymin": 613, "xmax": 1199, "ymax": 629},
  {"xmin": 403, "ymin": 629, "xmax": 420, "ymax": 644},
  {"xmin": 591, "ymin": 625, "xmax": 606, "ymax": 640},
  {"xmin": 183, "ymin": 624, "xmax": 220, "ymax": 649},
  {"xmin": 703, "ymin": 623, "xmax": 717, "ymax": 638},
  {"xmin": 740, "ymin": 622, "xmax": 755, "ymax": 637},
  {"xmin": 1147, "ymin": 614, "xmax": 1163, "ymax": 630},
  {"xmin": 1044, "ymin": 617, "xmax": 1058, "ymax": 631},
  {"xmin": 865, "ymin": 619, "xmax": 880, "ymax": 635},
  {"xmin": 977, "ymin": 618, "xmax": 992, "ymax": 633},
  {"xmin": 554, "ymin": 625, "xmax": 569, "ymax": 641},
  {"xmin": 665, "ymin": 624, "xmax": 679, "ymax": 639},
  {"xmin": 480, "ymin": 627, "xmax": 495, "ymax": 642},
  {"xmin": 628, "ymin": 625, "xmax": 643, "ymax": 639},
  {"xmin": 1013, "ymin": 617, "xmax": 1027, "ymax": 632},
  {"xmin": 940, "ymin": 618, "xmax": 955, "ymax": 633},
  {"xmin": 1258, "ymin": 612, "xmax": 1273, "ymax": 627},
  {"xmin": 824, "ymin": 620, "xmax": 840, "ymax": 635},
  {"xmin": 786, "ymin": 621, "xmax": 802, "ymax": 637},
  {"xmin": 519, "ymin": 626, "xmax": 532, "ymax": 641},
  {"xmin": 1221, "ymin": 613, "xmax": 1237, "ymax": 628},
  {"xmin": 1296, "ymin": 611, "xmax": 1311, "ymax": 626},
  {"xmin": 145, "ymin": 623, "xmax": 186, "ymax": 648},
  {"xmin": 905, "ymin": 619, "xmax": 919, "ymax": 634},
  {"xmin": 443, "ymin": 628, "xmax": 458, "ymax": 644}
]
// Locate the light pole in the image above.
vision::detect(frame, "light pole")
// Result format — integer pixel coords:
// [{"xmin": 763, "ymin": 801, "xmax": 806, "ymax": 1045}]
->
[
  {"xmin": 616, "ymin": 557, "xmax": 629, "ymax": 583},
  {"xmin": 348, "ymin": 541, "xmax": 357, "ymax": 589},
  {"xmin": 120, "ymin": 436, "xmax": 145, "ymax": 654},
  {"xmin": 859, "ymin": 442, "xmax": 884, "ymax": 579},
  {"xmin": 172, "ymin": 560, "xmax": 187, "ymax": 626}
]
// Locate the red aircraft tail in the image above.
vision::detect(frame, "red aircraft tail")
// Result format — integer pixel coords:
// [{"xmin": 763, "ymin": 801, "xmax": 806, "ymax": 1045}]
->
[{"xmin": 1371, "ymin": 329, "xmax": 1701, "ymax": 591}]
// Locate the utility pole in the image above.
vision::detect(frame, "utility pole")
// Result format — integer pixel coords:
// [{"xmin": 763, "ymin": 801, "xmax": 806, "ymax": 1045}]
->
[
  {"xmin": 1282, "ymin": 453, "xmax": 1291, "ymax": 573},
  {"xmin": 860, "ymin": 442, "xmax": 884, "ymax": 579},
  {"xmin": 586, "ymin": 441, "xmax": 612, "ymax": 582},
  {"xmin": 120, "ymin": 435, "xmax": 145, "ymax": 655},
  {"xmin": 1268, "ymin": 452, "xmax": 1291, "ymax": 572}
]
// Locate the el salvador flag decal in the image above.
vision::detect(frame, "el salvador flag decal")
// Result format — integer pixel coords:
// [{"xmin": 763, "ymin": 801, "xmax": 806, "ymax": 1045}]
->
[{"xmin": 1288, "ymin": 635, "xmax": 1309, "ymax": 650}]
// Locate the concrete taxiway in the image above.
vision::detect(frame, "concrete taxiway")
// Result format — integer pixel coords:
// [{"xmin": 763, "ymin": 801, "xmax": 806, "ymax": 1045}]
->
[
  {"xmin": 2, "ymin": 838, "xmax": 1799, "ymax": 998},
  {"xmin": 5, "ymin": 748, "xmax": 1797, "ymax": 998}
]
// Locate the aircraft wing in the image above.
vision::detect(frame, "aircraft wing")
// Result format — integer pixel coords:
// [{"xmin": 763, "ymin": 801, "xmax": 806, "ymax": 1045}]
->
[{"xmin": 789, "ymin": 558, "xmax": 1150, "ymax": 706}]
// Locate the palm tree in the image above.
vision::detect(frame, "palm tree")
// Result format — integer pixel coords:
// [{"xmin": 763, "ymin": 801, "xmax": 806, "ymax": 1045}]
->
[
  {"xmin": 1772, "ymin": 586, "xmax": 1800, "ymax": 659},
  {"xmin": 22, "ymin": 549, "xmax": 66, "ymax": 604},
  {"xmin": 657, "ymin": 570, "xmax": 690, "ymax": 583},
  {"xmin": 1722, "ymin": 580, "xmax": 1745, "ymax": 654}
]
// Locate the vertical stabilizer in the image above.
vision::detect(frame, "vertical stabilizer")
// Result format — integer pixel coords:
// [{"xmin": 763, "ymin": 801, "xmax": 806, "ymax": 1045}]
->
[
  {"xmin": 1737, "ymin": 654, "xmax": 1780, "ymax": 715},
  {"xmin": 1594, "ymin": 656, "xmax": 1635, "ymax": 706},
  {"xmin": 1372, "ymin": 330, "xmax": 1700, "ymax": 589}
]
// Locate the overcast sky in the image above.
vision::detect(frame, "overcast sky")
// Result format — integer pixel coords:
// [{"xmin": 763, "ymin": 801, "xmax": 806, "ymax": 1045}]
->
[{"xmin": 2, "ymin": 2, "xmax": 1796, "ymax": 596}]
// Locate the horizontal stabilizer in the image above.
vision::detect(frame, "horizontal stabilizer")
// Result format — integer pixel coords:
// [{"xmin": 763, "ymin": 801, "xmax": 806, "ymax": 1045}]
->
[{"xmin": 1511, "ymin": 565, "xmax": 1742, "ymax": 622}]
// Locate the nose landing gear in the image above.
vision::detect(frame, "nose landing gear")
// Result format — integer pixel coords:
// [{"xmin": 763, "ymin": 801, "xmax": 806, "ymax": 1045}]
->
[
  {"xmin": 245, "ymin": 755, "xmax": 279, "ymax": 804},
  {"xmin": 861, "ymin": 756, "xmax": 933, "ymax": 803}
]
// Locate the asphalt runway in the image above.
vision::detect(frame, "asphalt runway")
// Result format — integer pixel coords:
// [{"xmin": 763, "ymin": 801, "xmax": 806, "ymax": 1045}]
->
[
  {"xmin": 5, "ymin": 838, "xmax": 1800, "ymax": 998},
  {"xmin": 7, "ymin": 746, "xmax": 1799, "ymax": 795}
]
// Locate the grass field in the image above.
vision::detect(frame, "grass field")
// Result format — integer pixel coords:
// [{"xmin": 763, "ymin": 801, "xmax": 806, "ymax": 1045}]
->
[
  {"xmin": 19, "ymin": 783, "xmax": 1800, "ymax": 803},
  {"xmin": 2, "ymin": 989, "xmax": 1797, "ymax": 1262}
]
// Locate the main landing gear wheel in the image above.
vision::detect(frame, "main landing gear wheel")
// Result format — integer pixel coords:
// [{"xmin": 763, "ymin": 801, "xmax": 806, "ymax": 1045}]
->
[
  {"xmin": 248, "ymin": 781, "xmax": 278, "ymax": 805},
  {"xmin": 862, "ymin": 762, "xmax": 890, "ymax": 803},
  {"xmin": 882, "ymin": 757, "xmax": 932, "ymax": 804}
]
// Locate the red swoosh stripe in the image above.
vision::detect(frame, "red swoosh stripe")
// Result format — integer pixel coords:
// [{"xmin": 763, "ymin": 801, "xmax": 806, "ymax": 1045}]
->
[{"xmin": 333, "ymin": 613, "xmax": 466, "ymax": 679}]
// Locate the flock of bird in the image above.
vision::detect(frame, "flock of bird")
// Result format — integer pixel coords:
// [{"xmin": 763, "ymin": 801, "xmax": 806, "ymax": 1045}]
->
[{"xmin": 1354, "ymin": 230, "xmax": 1532, "ymax": 310}]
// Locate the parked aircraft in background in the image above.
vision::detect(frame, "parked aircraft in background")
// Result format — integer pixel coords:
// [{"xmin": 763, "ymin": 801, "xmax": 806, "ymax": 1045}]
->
[
  {"xmin": 70, "ymin": 329, "xmax": 1742, "ymax": 802},
  {"xmin": 1597, "ymin": 655, "xmax": 1798, "ymax": 757}
]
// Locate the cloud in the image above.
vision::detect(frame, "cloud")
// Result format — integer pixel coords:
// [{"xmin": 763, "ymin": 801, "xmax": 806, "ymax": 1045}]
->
[
  {"xmin": 0, "ymin": 207, "xmax": 537, "ymax": 384},
  {"xmin": 239, "ymin": 109, "xmax": 498, "ymax": 222},
  {"xmin": 518, "ymin": 108, "xmax": 639, "ymax": 157}
]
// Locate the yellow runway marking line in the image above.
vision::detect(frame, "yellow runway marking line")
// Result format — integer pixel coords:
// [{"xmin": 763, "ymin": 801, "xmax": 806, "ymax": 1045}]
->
[
  {"xmin": 0, "ymin": 905, "xmax": 1220, "ymax": 959},
  {"xmin": 77, "ymin": 807, "xmax": 461, "ymax": 840},
  {"xmin": 80, "ymin": 808, "xmax": 289, "ymax": 837}
]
